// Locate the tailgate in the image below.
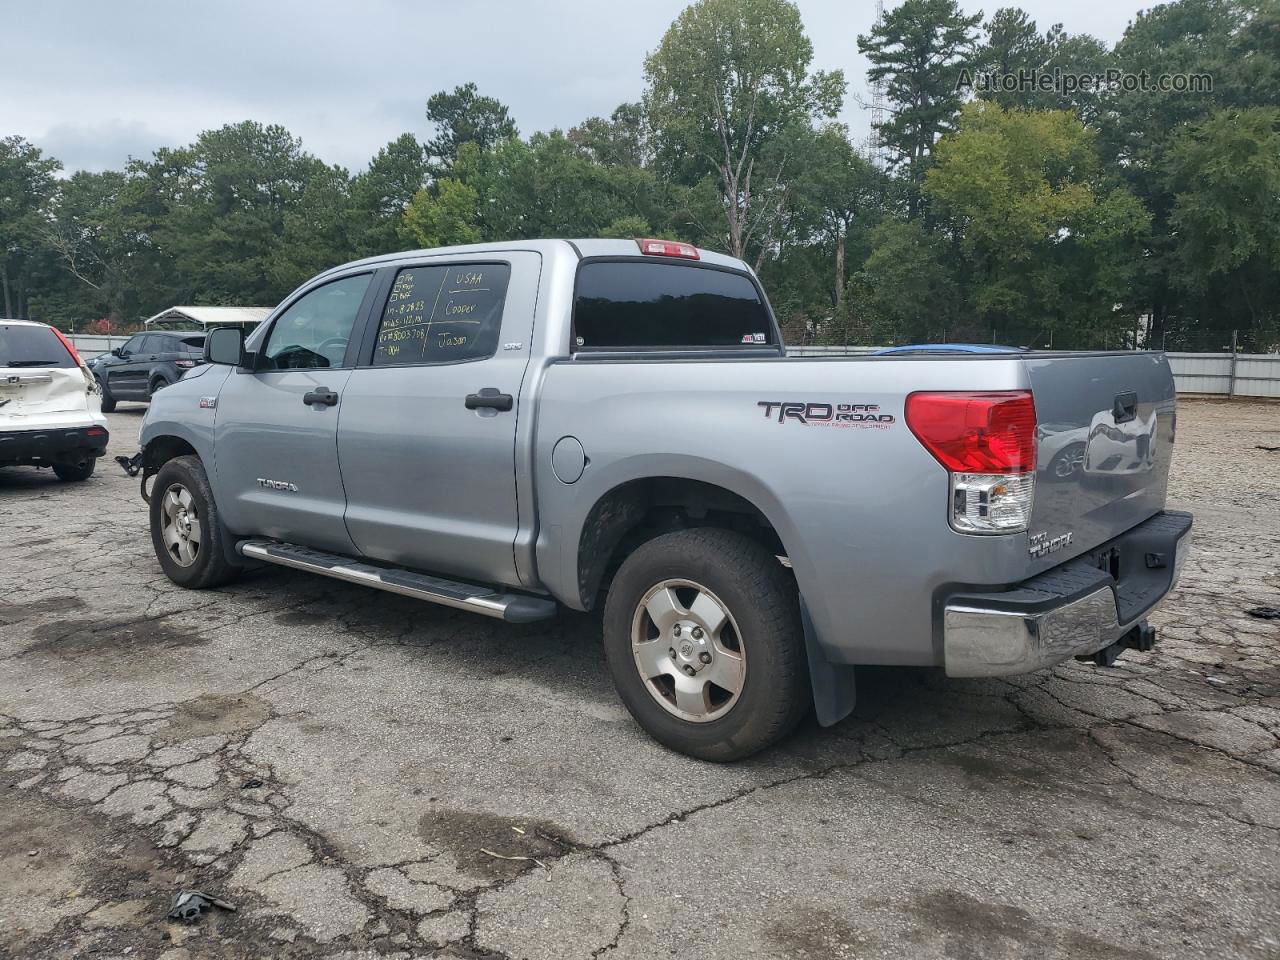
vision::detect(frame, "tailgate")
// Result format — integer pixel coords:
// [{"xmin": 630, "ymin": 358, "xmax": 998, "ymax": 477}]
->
[{"xmin": 1024, "ymin": 352, "xmax": 1176, "ymax": 572}]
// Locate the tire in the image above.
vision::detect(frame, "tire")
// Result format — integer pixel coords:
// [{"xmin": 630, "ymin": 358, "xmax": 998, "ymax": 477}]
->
[
  {"xmin": 97, "ymin": 378, "xmax": 117, "ymax": 413},
  {"xmin": 602, "ymin": 528, "xmax": 809, "ymax": 762},
  {"xmin": 149, "ymin": 455, "xmax": 240, "ymax": 589},
  {"xmin": 1049, "ymin": 442, "xmax": 1086, "ymax": 481},
  {"xmin": 148, "ymin": 377, "xmax": 170, "ymax": 398},
  {"xmin": 53, "ymin": 456, "xmax": 96, "ymax": 482}
]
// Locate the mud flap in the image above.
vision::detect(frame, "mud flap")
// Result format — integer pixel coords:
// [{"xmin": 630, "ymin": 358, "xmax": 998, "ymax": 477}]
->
[{"xmin": 801, "ymin": 595, "xmax": 856, "ymax": 727}]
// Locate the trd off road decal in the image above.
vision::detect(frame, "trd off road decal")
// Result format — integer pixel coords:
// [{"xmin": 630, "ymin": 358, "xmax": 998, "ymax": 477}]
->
[{"xmin": 757, "ymin": 401, "xmax": 895, "ymax": 429}]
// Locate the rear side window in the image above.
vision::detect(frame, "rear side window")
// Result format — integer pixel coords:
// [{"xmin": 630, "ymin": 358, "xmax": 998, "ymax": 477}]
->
[
  {"xmin": 0, "ymin": 323, "xmax": 76, "ymax": 368},
  {"xmin": 181, "ymin": 336, "xmax": 206, "ymax": 353},
  {"xmin": 573, "ymin": 261, "xmax": 774, "ymax": 350},
  {"xmin": 371, "ymin": 263, "xmax": 510, "ymax": 366}
]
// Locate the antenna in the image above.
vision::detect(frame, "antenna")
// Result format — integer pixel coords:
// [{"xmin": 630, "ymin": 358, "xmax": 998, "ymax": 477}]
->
[{"xmin": 864, "ymin": 0, "xmax": 888, "ymax": 169}]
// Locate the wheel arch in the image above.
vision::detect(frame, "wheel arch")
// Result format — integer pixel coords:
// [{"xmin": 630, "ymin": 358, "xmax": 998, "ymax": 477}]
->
[
  {"xmin": 568, "ymin": 465, "xmax": 857, "ymax": 729},
  {"xmin": 141, "ymin": 434, "xmax": 199, "ymax": 470}
]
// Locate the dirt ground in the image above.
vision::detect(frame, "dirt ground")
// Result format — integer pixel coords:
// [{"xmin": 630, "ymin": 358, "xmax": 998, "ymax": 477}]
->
[{"xmin": 1, "ymin": 397, "xmax": 1278, "ymax": 960}]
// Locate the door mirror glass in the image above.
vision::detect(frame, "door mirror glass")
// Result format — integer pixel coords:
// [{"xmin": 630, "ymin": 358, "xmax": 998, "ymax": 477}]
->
[
  {"xmin": 205, "ymin": 327, "xmax": 246, "ymax": 366},
  {"xmin": 111, "ymin": 347, "xmax": 123, "ymax": 357}
]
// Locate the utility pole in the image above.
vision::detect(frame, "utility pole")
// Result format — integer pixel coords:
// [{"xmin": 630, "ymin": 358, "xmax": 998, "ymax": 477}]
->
[
  {"xmin": 1229, "ymin": 329, "xmax": 1238, "ymax": 399},
  {"xmin": 864, "ymin": 0, "xmax": 888, "ymax": 169}
]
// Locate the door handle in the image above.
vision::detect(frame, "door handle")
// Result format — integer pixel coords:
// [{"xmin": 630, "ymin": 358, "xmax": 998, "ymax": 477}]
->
[
  {"xmin": 304, "ymin": 388, "xmax": 339, "ymax": 406},
  {"xmin": 465, "ymin": 388, "xmax": 514, "ymax": 412}
]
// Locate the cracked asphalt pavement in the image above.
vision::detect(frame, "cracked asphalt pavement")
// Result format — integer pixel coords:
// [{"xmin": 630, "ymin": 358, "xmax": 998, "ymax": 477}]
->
[{"xmin": 2, "ymin": 398, "xmax": 1279, "ymax": 960}]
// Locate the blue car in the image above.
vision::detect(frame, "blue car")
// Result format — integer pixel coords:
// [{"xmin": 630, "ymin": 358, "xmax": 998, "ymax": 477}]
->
[{"xmin": 874, "ymin": 343, "xmax": 1029, "ymax": 356}]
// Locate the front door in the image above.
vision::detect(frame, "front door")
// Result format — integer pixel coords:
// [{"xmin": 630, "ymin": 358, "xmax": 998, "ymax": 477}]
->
[
  {"xmin": 212, "ymin": 271, "xmax": 375, "ymax": 553},
  {"xmin": 338, "ymin": 253, "xmax": 539, "ymax": 587}
]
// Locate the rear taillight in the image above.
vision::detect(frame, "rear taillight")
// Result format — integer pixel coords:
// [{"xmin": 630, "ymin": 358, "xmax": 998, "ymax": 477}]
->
[
  {"xmin": 51, "ymin": 327, "xmax": 84, "ymax": 367},
  {"xmin": 906, "ymin": 391, "xmax": 1037, "ymax": 535},
  {"xmin": 176, "ymin": 359, "xmax": 198, "ymax": 368}
]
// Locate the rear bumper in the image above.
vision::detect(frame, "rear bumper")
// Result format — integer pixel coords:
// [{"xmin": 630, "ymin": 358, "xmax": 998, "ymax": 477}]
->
[
  {"xmin": 0, "ymin": 424, "xmax": 110, "ymax": 465},
  {"xmin": 943, "ymin": 510, "xmax": 1192, "ymax": 677}
]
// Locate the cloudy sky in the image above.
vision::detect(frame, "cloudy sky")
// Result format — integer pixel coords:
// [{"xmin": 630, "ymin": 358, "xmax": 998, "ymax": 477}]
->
[{"xmin": 6, "ymin": 0, "xmax": 1153, "ymax": 175}]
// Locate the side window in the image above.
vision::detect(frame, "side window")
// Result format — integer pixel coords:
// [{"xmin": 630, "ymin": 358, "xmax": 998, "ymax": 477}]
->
[
  {"xmin": 151, "ymin": 335, "xmax": 174, "ymax": 354},
  {"xmin": 261, "ymin": 274, "xmax": 372, "ymax": 370},
  {"xmin": 123, "ymin": 335, "xmax": 145, "ymax": 355},
  {"xmin": 371, "ymin": 263, "xmax": 510, "ymax": 366}
]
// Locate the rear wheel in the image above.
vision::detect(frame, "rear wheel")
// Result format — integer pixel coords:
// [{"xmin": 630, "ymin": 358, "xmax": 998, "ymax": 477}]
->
[
  {"xmin": 96, "ymin": 378, "xmax": 117, "ymax": 413},
  {"xmin": 53, "ymin": 456, "xmax": 96, "ymax": 482},
  {"xmin": 148, "ymin": 377, "xmax": 170, "ymax": 398},
  {"xmin": 150, "ymin": 455, "xmax": 240, "ymax": 589},
  {"xmin": 603, "ymin": 528, "xmax": 809, "ymax": 762}
]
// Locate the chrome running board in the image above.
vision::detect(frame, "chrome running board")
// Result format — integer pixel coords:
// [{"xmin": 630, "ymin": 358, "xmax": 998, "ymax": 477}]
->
[{"xmin": 237, "ymin": 539, "xmax": 557, "ymax": 623}]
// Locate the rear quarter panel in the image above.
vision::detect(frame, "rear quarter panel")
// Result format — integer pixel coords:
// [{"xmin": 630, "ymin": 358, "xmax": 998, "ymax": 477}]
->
[{"xmin": 534, "ymin": 356, "xmax": 1049, "ymax": 666}]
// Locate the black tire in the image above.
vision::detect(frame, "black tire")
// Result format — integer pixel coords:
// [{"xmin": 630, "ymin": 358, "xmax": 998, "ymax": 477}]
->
[
  {"xmin": 148, "ymin": 377, "xmax": 170, "ymax": 398},
  {"xmin": 603, "ymin": 528, "xmax": 809, "ymax": 762},
  {"xmin": 149, "ymin": 455, "xmax": 240, "ymax": 589},
  {"xmin": 53, "ymin": 456, "xmax": 96, "ymax": 482},
  {"xmin": 1048, "ymin": 442, "xmax": 1086, "ymax": 481},
  {"xmin": 97, "ymin": 378, "xmax": 117, "ymax": 413}
]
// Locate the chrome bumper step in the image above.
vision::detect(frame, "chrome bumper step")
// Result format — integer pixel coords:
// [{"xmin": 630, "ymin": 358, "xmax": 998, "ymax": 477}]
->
[{"xmin": 237, "ymin": 539, "xmax": 557, "ymax": 623}]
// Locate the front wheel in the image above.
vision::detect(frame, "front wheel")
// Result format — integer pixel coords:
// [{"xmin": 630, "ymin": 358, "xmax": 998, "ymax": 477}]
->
[
  {"xmin": 602, "ymin": 528, "xmax": 809, "ymax": 761},
  {"xmin": 97, "ymin": 378, "xmax": 117, "ymax": 413},
  {"xmin": 149, "ymin": 455, "xmax": 240, "ymax": 589}
]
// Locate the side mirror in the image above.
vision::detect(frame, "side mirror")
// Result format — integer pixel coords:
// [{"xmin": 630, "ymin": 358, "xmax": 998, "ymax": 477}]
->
[
  {"xmin": 205, "ymin": 327, "xmax": 247, "ymax": 366},
  {"xmin": 111, "ymin": 347, "xmax": 123, "ymax": 358}
]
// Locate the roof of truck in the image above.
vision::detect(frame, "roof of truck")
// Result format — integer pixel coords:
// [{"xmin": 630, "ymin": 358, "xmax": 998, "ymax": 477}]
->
[{"xmin": 310, "ymin": 239, "xmax": 750, "ymax": 285}]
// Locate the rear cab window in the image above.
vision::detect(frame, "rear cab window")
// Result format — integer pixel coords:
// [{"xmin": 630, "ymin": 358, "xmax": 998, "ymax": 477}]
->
[
  {"xmin": 0, "ymin": 323, "xmax": 76, "ymax": 368},
  {"xmin": 572, "ymin": 261, "xmax": 776, "ymax": 352}
]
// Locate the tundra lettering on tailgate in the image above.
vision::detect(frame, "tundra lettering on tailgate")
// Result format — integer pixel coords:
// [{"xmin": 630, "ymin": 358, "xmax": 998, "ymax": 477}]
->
[{"xmin": 757, "ymin": 401, "xmax": 895, "ymax": 428}]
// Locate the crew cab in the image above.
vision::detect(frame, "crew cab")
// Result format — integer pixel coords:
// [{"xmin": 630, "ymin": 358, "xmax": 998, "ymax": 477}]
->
[
  {"xmin": 1, "ymin": 319, "xmax": 108, "ymax": 481},
  {"xmin": 127, "ymin": 239, "xmax": 1192, "ymax": 760}
]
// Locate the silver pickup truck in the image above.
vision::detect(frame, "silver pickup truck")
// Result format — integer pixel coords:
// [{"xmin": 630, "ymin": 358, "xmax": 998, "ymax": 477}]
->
[{"xmin": 129, "ymin": 238, "xmax": 1192, "ymax": 760}]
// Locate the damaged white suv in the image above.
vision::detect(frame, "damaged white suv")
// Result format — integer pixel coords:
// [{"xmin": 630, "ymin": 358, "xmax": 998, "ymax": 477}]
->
[{"xmin": 0, "ymin": 319, "xmax": 109, "ymax": 481}]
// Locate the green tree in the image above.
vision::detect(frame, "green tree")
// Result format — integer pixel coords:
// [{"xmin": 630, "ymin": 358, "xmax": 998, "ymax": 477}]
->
[
  {"xmin": 643, "ymin": 0, "xmax": 843, "ymax": 261},
  {"xmin": 1166, "ymin": 107, "xmax": 1280, "ymax": 347},
  {"xmin": 349, "ymin": 134, "xmax": 430, "ymax": 257},
  {"xmin": 132, "ymin": 122, "xmax": 350, "ymax": 305},
  {"xmin": 858, "ymin": 0, "xmax": 981, "ymax": 194},
  {"xmin": 862, "ymin": 219, "xmax": 959, "ymax": 342},
  {"xmin": 403, "ymin": 179, "xmax": 482, "ymax": 248},
  {"xmin": 790, "ymin": 126, "xmax": 881, "ymax": 311},
  {"xmin": 973, "ymin": 9, "xmax": 1111, "ymax": 122},
  {"xmin": 425, "ymin": 83, "xmax": 518, "ymax": 174},
  {"xmin": 924, "ymin": 101, "xmax": 1149, "ymax": 344},
  {"xmin": 0, "ymin": 136, "xmax": 60, "ymax": 318},
  {"xmin": 1101, "ymin": 0, "xmax": 1265, "ymax": 344},
  {"xmin": 569, "ymin": 103, "xmax": 650, "ymax": 167},
  {"xmin": 453, "ymin": 133, "xmax": 664, "ymax": 241}
]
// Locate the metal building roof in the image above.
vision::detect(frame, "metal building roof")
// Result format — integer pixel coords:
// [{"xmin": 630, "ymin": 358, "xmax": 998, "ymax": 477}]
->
[{"xmin": 143, "ymin": 306, "xmax": 273, "ymax": 329}]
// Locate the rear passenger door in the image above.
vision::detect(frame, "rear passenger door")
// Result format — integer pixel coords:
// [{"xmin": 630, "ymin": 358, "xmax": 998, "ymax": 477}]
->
[{"xmin": 338, "ymin": 253, "xmax": 539, "ymax": 587}]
